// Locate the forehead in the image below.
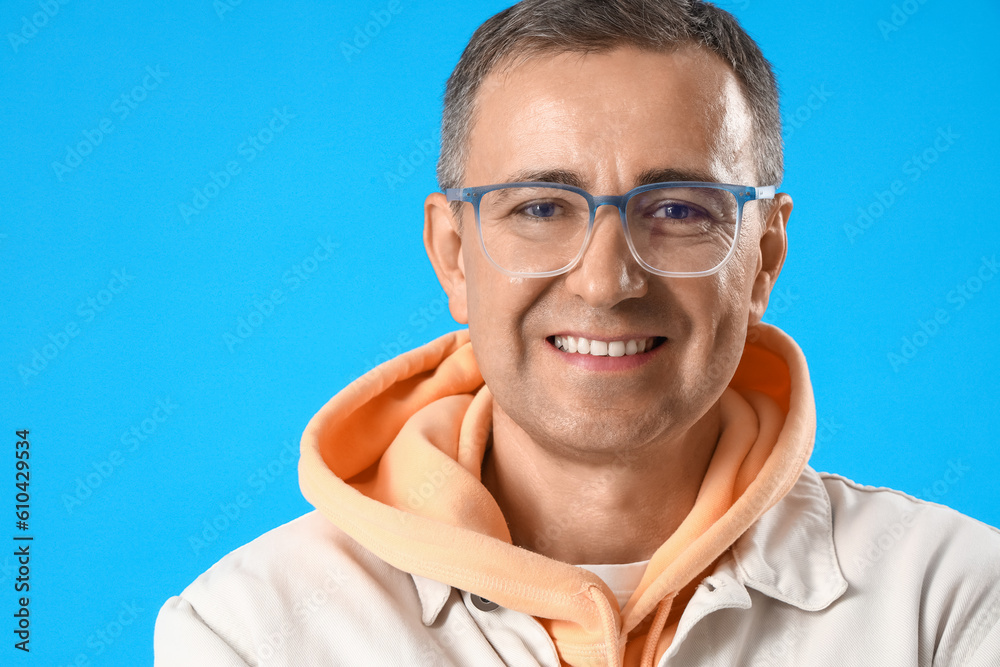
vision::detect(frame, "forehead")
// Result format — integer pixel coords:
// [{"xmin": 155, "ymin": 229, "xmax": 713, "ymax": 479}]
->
[{"xmin": 466, "ymin": 45, "xmax": 754, "ymax": 188}]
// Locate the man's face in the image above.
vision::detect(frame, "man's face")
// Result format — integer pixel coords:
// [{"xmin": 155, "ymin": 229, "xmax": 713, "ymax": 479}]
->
[{"xmin": 426, "ymin": 45, "xmax": 788, "ymax": 461}]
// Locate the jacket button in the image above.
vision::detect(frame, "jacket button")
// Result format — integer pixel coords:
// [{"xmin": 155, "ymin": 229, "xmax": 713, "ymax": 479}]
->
[{"xmin": 471, "ymin": 595, "xmax": 499, "ymax": 611}]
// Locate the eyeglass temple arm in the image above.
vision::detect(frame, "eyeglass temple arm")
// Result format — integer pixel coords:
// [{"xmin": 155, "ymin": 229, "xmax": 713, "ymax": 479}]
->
[{"xmin": 754, "ymin": 185, "xmax": 777, "ymax": 200}]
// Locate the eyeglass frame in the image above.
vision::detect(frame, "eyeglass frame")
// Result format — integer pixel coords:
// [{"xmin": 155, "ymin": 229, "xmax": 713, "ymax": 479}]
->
[{"xmin": 444, "ymin": 181, "xmax": 777, "ymax": 278}]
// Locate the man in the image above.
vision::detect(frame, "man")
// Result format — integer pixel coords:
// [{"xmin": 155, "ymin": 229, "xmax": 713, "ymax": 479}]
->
[{"xmin": 154, "ymin": 1, "xmax": 1000, "ymax": 665}]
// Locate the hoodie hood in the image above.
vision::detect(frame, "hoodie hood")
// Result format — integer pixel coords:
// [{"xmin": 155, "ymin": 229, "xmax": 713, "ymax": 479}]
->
[{"xmin": 299, "ymin": 323, "xmax": 815, "ymax": 666}]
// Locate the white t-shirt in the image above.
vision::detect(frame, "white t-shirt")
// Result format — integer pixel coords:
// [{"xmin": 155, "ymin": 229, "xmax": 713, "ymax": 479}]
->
[{"xmin": 576, "ymin": 560, "xmax": 650, "ymax": 609}]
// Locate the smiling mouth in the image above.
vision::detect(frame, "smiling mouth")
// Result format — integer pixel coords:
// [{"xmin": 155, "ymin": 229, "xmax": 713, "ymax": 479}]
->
[{"xmin": 548, "ymin": 335, "xmax": 666, "ymax": 357}]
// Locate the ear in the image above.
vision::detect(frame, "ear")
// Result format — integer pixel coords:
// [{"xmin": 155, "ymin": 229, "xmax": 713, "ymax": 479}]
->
[
  {"xmin": 747, "ymin": 192, "xmax": 792, "ymax": 326},
  {"xmin": 424, "ymin": 192, "xmax": 469, "ymax": 324}
]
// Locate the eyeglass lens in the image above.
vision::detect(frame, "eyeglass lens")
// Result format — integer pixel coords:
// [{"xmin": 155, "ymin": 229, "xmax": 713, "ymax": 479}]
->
[{"xmin": 476, "ymin": 185, "xmax": 739, "ymax": 275}]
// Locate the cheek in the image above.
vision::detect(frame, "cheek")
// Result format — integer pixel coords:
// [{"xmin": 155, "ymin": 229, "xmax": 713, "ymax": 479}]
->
[
  {"xmin": 672, "ymin": 261, "xmax": 752, "ymax": 359},
  {"xmin": 464, "ymin": 247, "xmax": 510, "ymax": 332},
  {"xmin": 714, "ymin": 261, "xmax": 754, "ymax": 335},
  {"xmin": 710, "ymin": 223, "xmax": 760, "ymax": 317},
  {"xmin": 462, "ymin": 245, "xmax": 547, "ymax": 357}
]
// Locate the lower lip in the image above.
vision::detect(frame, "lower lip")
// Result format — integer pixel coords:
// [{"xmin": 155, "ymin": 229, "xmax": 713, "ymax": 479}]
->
[{"xmin": 546, "ymin": 338, "xmax": 664, "ymax": 371}]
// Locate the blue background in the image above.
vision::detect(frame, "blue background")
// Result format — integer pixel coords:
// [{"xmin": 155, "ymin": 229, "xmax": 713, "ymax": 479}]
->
[{"xmin": 2, "ymin": 0, "xmax": 998, "ymax": 664}]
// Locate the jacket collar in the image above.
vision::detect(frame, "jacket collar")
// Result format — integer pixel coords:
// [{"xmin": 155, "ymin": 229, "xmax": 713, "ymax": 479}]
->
[
  {"xmin": 412, "ymin": 572, "xmax": 453, "ymax": 625},
  {"xmin": 658, "ymin": 465, "xmax": 848, "ymax": 661},
  {"xmin": 729, "ymin": 464, "xmax": 848, "ymax": 611},
  {"xmin": 411, "ymin": 465, "xmax": 847, "ymax": 626}
]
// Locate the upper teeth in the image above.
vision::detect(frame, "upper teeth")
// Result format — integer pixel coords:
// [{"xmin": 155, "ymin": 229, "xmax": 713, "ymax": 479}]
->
[{"xmin": 553, "ymin": 336, "xmax": 654, "ymax": 357}]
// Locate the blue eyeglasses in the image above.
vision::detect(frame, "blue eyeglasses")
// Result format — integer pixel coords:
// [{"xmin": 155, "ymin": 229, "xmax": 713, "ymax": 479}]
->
[{"xmin": 445, "ymin": 181, "xmax": 776, "ymax": 278}]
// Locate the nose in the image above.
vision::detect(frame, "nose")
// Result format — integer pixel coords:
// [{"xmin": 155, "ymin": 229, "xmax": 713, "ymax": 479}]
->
[{"xmin": 563, "ymin": 204, "xmax": 648, "ymax": 309}]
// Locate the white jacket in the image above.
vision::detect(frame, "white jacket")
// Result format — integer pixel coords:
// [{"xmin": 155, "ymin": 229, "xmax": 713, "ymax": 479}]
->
[{"xmin": 154, "ymin": 465, "xmax": 1000, "ymax": 666}]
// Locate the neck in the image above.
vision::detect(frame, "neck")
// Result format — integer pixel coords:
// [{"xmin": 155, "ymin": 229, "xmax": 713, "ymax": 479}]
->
[{"xmin": 482, "ymin": 402, "xmax": 722, "ymax": 565}]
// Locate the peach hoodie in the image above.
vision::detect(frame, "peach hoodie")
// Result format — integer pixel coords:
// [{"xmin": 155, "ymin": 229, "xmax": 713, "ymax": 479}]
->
[{"xmin": 298, "ymin": 323, "xmax": 815, "ymax": 667}]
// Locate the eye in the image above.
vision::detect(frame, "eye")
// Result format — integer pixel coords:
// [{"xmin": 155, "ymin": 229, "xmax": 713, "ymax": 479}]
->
[
  {"xmin": 651, "ymin": 202, "xmax": 693, "ymax": 220},
  {"xmin": 521, "ymin": 201, "xmax": 559, "ymax": 218}
]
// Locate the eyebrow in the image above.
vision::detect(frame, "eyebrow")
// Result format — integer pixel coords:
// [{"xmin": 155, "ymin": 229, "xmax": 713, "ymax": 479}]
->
[
  {"xmin": 502, "ymin": 169, "xmax": 588, "ymax": 189},
  {"xmin": 633, "ymin": 167, "xmax": 720, "ymax": 187},
  {"xmin": 499, "ymin": 167, "xmax": 721, "ymax": 191}
]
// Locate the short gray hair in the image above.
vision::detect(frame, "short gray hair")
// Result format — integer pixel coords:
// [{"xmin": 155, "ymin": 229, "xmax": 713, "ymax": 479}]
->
[{"xmin": 437, "ymin": 0, "xmax": 783, "ymax": 195}]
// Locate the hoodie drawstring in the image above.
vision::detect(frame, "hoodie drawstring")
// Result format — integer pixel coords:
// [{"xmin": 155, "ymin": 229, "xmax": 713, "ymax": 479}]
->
[{"xmin": 639, "ymin": 593, "xmax": 675, "ymax": 667}]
